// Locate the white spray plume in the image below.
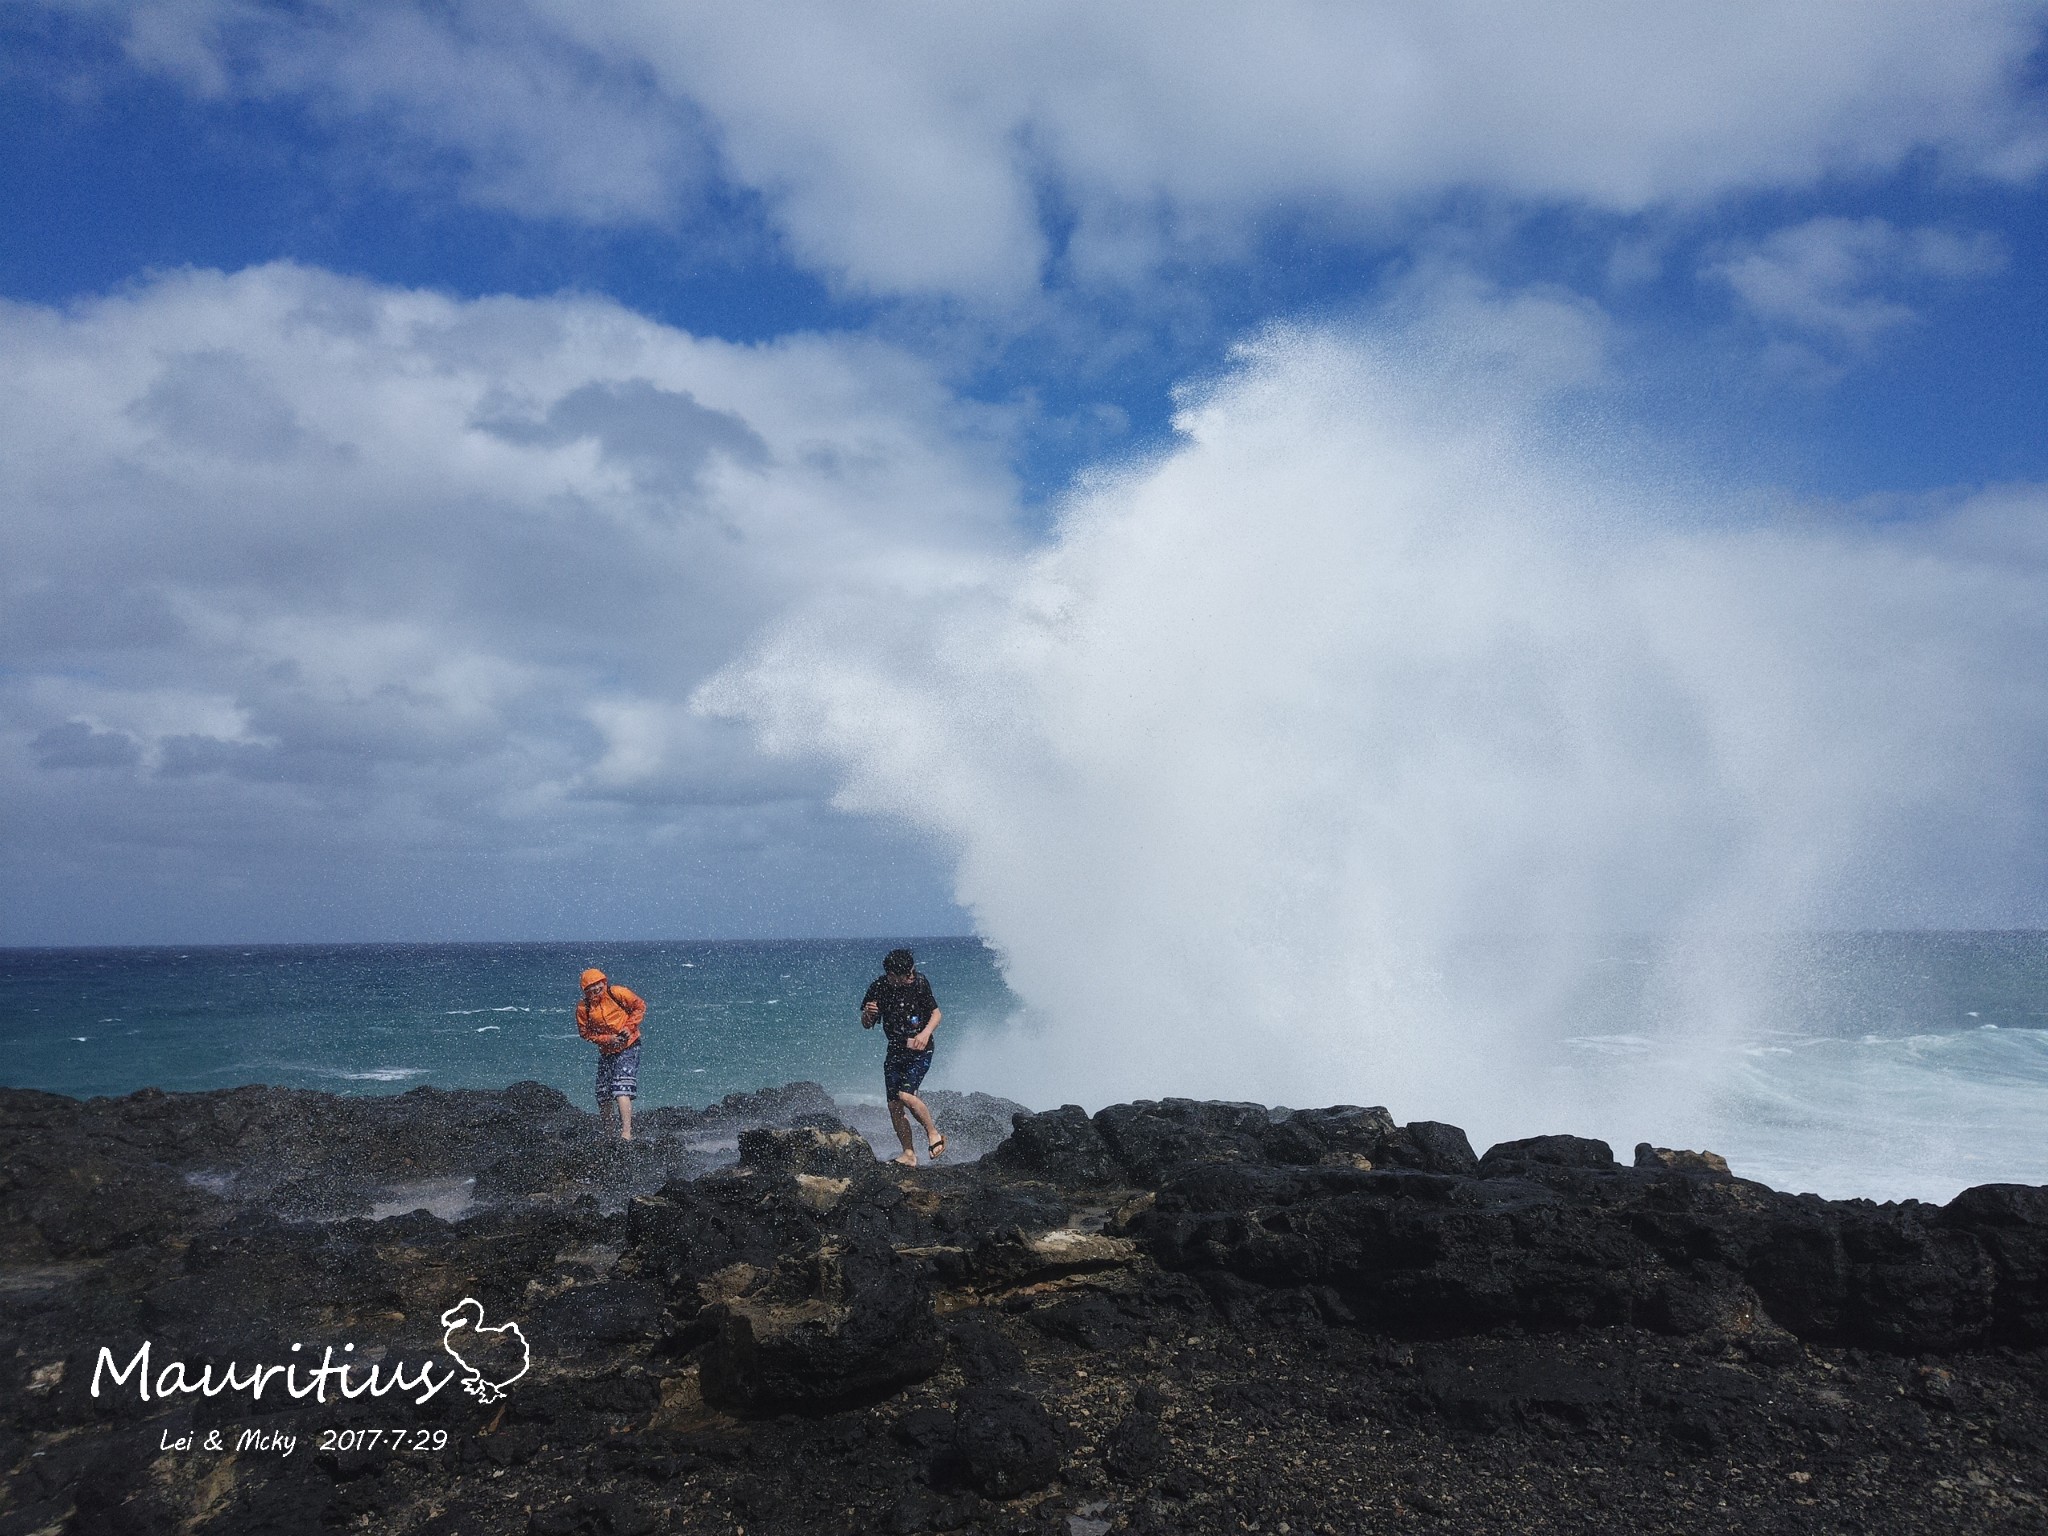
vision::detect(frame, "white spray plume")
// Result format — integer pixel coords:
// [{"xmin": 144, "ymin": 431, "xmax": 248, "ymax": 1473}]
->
[{"xmin": 703, "ymin": 296, "xmax": 2048, "ymax": 1190}]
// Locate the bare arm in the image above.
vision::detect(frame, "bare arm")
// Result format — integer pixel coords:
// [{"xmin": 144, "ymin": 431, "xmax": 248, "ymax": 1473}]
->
[{"xmin": 909, "ymin": 1007, "xmax": 941, "ymax": 1051}]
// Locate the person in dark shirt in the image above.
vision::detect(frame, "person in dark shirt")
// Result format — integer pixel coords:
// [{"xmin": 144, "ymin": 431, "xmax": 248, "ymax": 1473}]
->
[{"xmin": 861, "ymin": 947, "xmax": 944, "ymax": 1166}]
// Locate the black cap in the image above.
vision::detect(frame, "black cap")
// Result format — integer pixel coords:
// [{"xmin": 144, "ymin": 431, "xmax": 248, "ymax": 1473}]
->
[{"xmin": 883, "ymin": 948, "xmax": 915, "ymax": 975}]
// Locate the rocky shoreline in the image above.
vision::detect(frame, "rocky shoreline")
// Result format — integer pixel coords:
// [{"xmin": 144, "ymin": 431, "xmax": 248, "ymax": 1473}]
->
[{"xmin": 3, "ymin": 1082, "xmax": 2045, "ymax": 1534}]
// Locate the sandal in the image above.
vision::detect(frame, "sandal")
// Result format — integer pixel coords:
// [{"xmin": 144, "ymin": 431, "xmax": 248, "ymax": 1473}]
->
[
  {"xmin": 928, "ymin": 1134, "xmax": 947, "ymax": 1161},
  {"xmin": 891, "ymin": 1150, "xmax": 918, "ymax": 1167}
]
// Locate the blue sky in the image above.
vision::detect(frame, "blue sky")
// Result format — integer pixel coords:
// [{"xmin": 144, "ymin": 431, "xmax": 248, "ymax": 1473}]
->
[{"xmin": 5, "ymin": 1, "xmax": 2048, "ymax": 945}]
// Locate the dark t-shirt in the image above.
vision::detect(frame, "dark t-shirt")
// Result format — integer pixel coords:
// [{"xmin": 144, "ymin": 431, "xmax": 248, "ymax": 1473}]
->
[{"xmin": 863, "ymin": 973, "xmax": 938, "ymax": 1048}]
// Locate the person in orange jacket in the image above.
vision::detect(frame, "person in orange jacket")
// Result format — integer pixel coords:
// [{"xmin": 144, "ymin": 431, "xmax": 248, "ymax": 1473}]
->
[{"xmin": 576, "ymin": 968, "xmax": 646, "ymax": 1140}]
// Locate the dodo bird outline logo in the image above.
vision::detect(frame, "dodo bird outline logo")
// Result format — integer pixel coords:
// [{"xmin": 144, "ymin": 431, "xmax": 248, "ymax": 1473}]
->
[{"xmin": 438, "ymin": 1298, "xmax": 530, "ymax": 1403}]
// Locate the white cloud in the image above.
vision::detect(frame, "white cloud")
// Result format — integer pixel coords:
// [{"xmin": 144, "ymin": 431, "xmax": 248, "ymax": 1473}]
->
[
  {"xmin": 0, "ymin": 262, "xmax": 1020, "ymax": 940},
  {"xmin": 100, "ymin": 0, "xmax": 704, "ymax": 225},
  {"xmin": 41, "ymin": 0, "xmax": 2048, "ymax": 300},
  {"xmin": 1706, "ymin": 216, "xmax": 2009, "ymax": 359}
]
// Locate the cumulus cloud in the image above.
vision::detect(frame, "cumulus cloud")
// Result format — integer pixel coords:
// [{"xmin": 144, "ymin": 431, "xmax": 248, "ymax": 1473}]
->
[
  {"xmin": 104, "ymin": 0, "xmax": 706, "ymax": 226},
  {"xmin": 705, "ymin": 295, "xmax": 2048, "ymax": 1157},
  {"xmin": 38, "ymin": 0, "xmax": 2048, "ymax": 300},
  {"xmin": 1706, "ymin": 216, "xmax": 2009, "ymax": 369},
  {"xmin": 0, "ymin": 262, "xmax": 1020, "ymax": 941}
]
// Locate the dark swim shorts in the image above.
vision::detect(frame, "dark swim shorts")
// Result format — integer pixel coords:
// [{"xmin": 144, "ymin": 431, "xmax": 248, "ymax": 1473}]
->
[
  {"xmin": 883, "ymin": 1044, "xmax": 933, "ymax": 1099},
  {"xmin": 595, "ymin": 1043, "xmax": 640, "ymax": 1101}
]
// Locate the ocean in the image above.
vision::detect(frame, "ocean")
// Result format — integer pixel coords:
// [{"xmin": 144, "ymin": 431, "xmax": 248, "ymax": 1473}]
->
[
  {"xmin": 2, "ymin": 932, "xmax": 2045, "ymax": 1204},
  {"xmin": 1504, "ymin": 930, "xmax": 2048, "ymax": 1205},
  {"xmin": 0, "ymin": 938, "xmax": 1014, "ymax": 1111}
]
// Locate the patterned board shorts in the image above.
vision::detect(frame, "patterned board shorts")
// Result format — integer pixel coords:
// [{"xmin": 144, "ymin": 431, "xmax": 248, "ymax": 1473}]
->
[
  {"xmin": 883, "ymin": 1044, "xmax": 933, "ymax": 1100},
  {"xmin": 596, "ymin": 1043, "xmax": 641, "ymax": 1101}
]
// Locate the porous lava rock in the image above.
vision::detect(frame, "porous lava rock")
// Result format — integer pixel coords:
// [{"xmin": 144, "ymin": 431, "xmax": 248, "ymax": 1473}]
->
[
  {"xmin": 736, "ymin": 1123, "xmax": 879, "ymax": 1179},
  {"xmin": 7, "ymin": 1080, "xmax": 2048, "ymax": 1536},
  {"xmin": 1636, "ymin": 1142, "xmax": 1735, "ymax": 1178},
  {"xmin": 951, "ymin": 1385, "xmax": 1063, "ymax": 1498},
  {"xmin": 697, "ymin": 1238, "xmax": 945, "ymax": 1410},
  {"xmin": 981, "ymin": 1103, "xmax": 1120, "ymax": 1185}
]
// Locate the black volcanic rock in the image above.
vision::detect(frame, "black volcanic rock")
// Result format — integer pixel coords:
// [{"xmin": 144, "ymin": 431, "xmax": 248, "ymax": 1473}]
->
[
  {"xmin": 735, "ymin": 1123, "xmax": 878, "ymax": 1178},
  {"xmin": 944, "ymin": 1316, "xmax": 1026, "ymax": 1385},
  {"xmin": 533, "ymin": 1279, "xmax": 667, "ymax": 1346},
  {"xmin": 5, "ymin": 1140, "xmax": 214, "ymax": 1259},
  {"xmin": 697, "ymin": 1238, "xmax": 945, "ymax": 1411},
  {"xmin": 1939, "ymin": 1181, "xmax": 2048, "ymax": 1343},
  {"xmin": 8, "ymin": 1080, "xmax": 2048, "ymax": 1536},
  {"xmin": 1636, "ymin": 1141, "xmax": 1735, "ymax": 1177},
  {"xmin": 1093, "ymin": 1098, "xmax": 1277, "ymax": 1181},
  {"xmin": 1477, "ymin": 1132, "xmax": 1618, "ymax": 1175},
  {"xmin": 981, "ymin": 1103, "xmax": 1119, "ymax": 1185},
  {"xmin": 625, "ymin": 1174, "xmax": 825, "ymax": 1318},
  {"xmin": 1260, "ymin": 1103, "xmax": 1399, "ymax": 1166},
  {"xmin": 1382, "ymin": 1118, "xmax": 1481, "ymax": 1175},
  {"xmin": 991, "ymin": 1097, "xmax": 1424, "ymax": 1187},
  {"xmin": 951, "ymin": 1386, "xmax": 1062, "ymax": 1498},
  {"xmin": 1745, "ymin": 1195, "xmax": 2001, "ymax": 1351},
  {"xmin": 1102, "ymin": 1404, "xmax": 1167, "ymax": 1479}
]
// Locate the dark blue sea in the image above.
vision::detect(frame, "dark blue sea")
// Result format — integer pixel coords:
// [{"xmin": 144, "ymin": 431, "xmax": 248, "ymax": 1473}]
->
[
  {"xmin": 0, "ymin": 938, "xmax": 1014, "ymax": 1111},
  {"xmin": 3, "ymin": 932, "xmax": 2046, "ymax": 1202}
]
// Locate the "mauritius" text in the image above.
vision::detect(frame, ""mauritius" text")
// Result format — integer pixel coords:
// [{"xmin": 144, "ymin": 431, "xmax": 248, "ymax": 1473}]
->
[{"xmin": 92, "ymin": 1340, "xmax": 454, "ymax": 1406}]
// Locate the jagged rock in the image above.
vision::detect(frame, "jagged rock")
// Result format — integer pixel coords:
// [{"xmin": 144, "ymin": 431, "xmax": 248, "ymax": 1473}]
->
[
  {"xmin": 1025, "ymin": 1291, "xmax": 1152, "ymax": 1352},
  {"xmin": 1093, "ymin": 1099, "xmax": 1275, "ymax": 1182},
  {"xmin": 989, "ymin": 1099, "xmax": 1421, "ymax": 1188},
  {"xmin": 1114, "ymin": 1130, "xmax": 2048, "ymax": 1357},
  {"xmin": 952, "ymin": 1386, "xmax": 1062, "ymax": 1498},
  {"xmin": 4, "ymin": 1144, "xmax": 214, "ymax": 1259},
  {"xmin": 625, "ymin": 1176, "xmax": 824, "ymax": 1316},
  {"xmin": 983, "ymin": 1104, "xmax": 1121, "ymax": 1185},
  {"xmin": 1103, "ymin": 1408, "xmax": 1167, "ymax": 1478},
  {"xmin": 971, "ymin": 1224, "xmax": 1140, "ymax": 1291},
  {"xmin": 945, "ymin": 1316, "xmax": 1025, "ymax": 1384},
  {"xmin": 10, "ymin": 1078, "xmax": 2048, "ymax": 1536},
  {"xmin": 1746, "ymin": 1197, "xmax": 1998, "ymax": 1351},
  {"xmin": 474, "ymin": 1135, "xmax": 666, "ymax": 1202},
  {"xmin": 1382, "ymin": 1120, "xmax": 1481, "ymax": 1176},
  {"xmin": 794, "ymin": 1174, "xmax": 852, "ymax": 1213},
  {"xmin": 1937, "ymin": 1182, "xmax": 2048, "ymax": 1343},
  {"xmin": 697, "ymin": 1238, "xmax": 945, "ymax": 1410},
  {"xmin": 1636, "ymin": 1143, "xmax": 1734, "ymax": 1178},
  {"xmin": 737, "ymin": 1124, "xmax": 877, "ymax": 1178},
  {"xmin": 1478, "ymin": 1134, "xmax": 1617, "ymax": 1175},
  {"xmin": 1133, "ymin": 1161, "xmax": 1695, "ymax": 1334},
  {"xmin": 1264, "ymin": 1105, "xmax": 1399, "ymax": 1167}
]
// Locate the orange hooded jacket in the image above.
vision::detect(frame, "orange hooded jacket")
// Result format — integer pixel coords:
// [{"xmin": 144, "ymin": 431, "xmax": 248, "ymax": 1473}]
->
[{"xmin": 576, "ymin": 980, "xmax": 646, "ymax": 1055}]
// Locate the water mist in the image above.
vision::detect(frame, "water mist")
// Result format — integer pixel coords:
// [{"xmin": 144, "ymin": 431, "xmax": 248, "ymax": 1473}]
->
[{"xmin": 704, "ymin": 299, "xmax": 2048, "ymax": 1200}]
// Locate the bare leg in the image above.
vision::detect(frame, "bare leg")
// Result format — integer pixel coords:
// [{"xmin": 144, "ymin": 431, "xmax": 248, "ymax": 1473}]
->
[
  {"xmin": 888, "ymin": 1097, "xmax": 917, "ymax": 1165},
  {"xmin": 596, "ymin": 1092, "xmax": 615, "ymax": 1135},
  {"xmin": 617, "ymin": 1096, "xmax": 633, "ymax": 1141},
  {"xmin": 896, "ymin": 1091, "xmax": 940, "ymax": 1156}
]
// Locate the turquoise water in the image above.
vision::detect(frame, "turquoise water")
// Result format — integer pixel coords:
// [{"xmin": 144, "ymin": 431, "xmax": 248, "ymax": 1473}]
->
[
  {"xmin": 4, "ymin": 932, "xmax": 2047, "ymax": 1202},
  {"xmin": 0, "ymin": 938, "xmax": 1016, "ymax": 1110}
]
